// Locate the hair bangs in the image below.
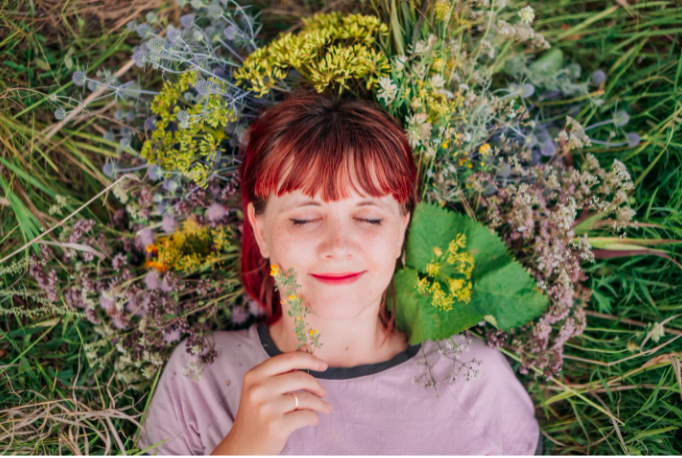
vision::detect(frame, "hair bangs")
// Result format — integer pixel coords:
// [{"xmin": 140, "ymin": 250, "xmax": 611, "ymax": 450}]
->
[{"xmin": 253, "ymin": 114, "xmax": 413, "ymax": 214}]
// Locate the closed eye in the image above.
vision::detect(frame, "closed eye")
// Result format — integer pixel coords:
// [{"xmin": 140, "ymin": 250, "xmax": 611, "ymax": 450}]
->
[{"xmin": 291, "ymin": 218, "xmax": 383, "ymax": 226}]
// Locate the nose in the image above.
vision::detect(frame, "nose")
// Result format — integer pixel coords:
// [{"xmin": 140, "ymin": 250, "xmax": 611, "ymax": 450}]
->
[{"xmin": 319, "ymin": 217, "xmax": 355, "ymax": 260}]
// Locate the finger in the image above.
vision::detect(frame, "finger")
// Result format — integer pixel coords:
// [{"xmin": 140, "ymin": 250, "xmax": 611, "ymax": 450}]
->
[
  {"xmin": 282, "ymin": 410, "xmax": 323, "ymax": 436},
  {"xmin": 278, "ymin": 391, "xmax": 333, "ymax": 416},
  {"xmin": 265, "ymin": 370, "xmax": 328, "ymax": 399},
  {"xmin": 256, "ymin": 351, "xmax": 328, "ymax": 379}
]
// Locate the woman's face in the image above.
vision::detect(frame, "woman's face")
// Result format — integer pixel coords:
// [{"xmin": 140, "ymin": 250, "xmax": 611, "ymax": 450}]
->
[{"xmin": 247, "ymin": 187, "xmax": 411, "ymax": 321}]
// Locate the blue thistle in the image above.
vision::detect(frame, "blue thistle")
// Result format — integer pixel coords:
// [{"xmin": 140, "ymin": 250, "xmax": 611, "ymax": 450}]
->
[
  {"xmin": 72, "ymin": 71, "xmax": 86, "ymax": 87},
  {"xmin": 180, "ymin": 14, "xmax": 195, "ymax": 29}
]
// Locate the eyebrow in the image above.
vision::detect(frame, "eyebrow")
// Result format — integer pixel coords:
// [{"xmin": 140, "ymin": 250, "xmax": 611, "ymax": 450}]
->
[{"xmin": 281, "ymin": 199, "xmax": 390, "ymax": 212}]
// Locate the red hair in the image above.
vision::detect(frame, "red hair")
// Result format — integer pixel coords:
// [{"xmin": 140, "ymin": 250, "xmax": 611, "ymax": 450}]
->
[{"xmin": 239, "ymin": 89, "xmax": 418, "ymax": 343}]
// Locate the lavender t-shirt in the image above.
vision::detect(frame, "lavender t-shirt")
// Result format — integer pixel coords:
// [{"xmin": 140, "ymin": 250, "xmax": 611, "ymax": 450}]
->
[{"xmin": 139, "ymin": 322, "xmax": 542, "ymax": 455}]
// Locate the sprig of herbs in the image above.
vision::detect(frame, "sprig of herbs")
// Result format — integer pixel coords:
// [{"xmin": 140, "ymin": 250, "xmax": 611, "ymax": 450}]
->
[{"xmin": 270, "ymin": 264, "xmax": 323, "ymax": 365}]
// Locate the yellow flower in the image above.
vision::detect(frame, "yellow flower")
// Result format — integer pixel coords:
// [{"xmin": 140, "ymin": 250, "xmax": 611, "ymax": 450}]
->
[
  {"xmin": 441, "ymin": 140, "xmax": 450, "ymax": 149},
  {"xmin": 478, "ymin": 143, "xmax": 491, "ymax": 156},
  {"xmin": 426, "ymin": 262, "xmax": 440, "ymax": 278},
  {"xmin": 308, "ymin": 328, "xmax": 319, "ymax": 336},
  {"xmin": 288, "ymin": 294, "xmax": 299, "ymax": 302},
  {"xmin": 448, "ymin": 234, "xmax": 467, "ymax": 253},
  {"xmin": 270, "ymin": 264, "xmax": 280, "ymax": 277},
  {"xmin": 296, "ymin": 316, "xmax": 303, "ymax": 321},
  {"xmin": 416, "ymin": 276, "xmax": 430, "ymax": 295},
  {"xmin": 433, "ymin": 246, "xmax": 443, "ymax": 257}
]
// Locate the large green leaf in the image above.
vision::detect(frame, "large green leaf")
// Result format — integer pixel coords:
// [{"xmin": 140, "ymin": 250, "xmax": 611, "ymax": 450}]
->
[
  {"xmin": 392, "ymin": 202, "xmax": 549, "ymax": 343},
  {"xmin": 393, "ymin": 267, "xmax": 485, "ymax": 344}
]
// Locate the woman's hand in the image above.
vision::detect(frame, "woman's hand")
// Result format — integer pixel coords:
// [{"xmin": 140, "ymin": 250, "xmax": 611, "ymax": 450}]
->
[{"xmin": 210, "ymin": 350, "xmax": 332, "ymax": 455}]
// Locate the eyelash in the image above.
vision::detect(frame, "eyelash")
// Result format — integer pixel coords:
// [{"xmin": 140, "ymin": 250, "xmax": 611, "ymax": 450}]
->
[{"xmin": 291, "ymin": 218, "xmax": 383, "ymax": 227}]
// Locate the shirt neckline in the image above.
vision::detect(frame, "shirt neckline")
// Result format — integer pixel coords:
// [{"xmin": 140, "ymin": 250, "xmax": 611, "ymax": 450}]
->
[{"xmin": 256, "ymin": 322, "xmax": 422, "ymax": 380}]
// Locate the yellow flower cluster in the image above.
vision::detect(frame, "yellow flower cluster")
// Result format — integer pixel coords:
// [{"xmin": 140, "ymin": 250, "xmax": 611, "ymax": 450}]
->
[
  {"xmin": 234, "ymin": 12, "xmax": 390, "ymax": 97},
  {"xmin": 415, "ymin": 233, "xmax": 475, "ymax": 312},
  {"xmin": 140, "ymin": 71, "xmax": 238, "ymax": 187},
  {"xmin": 145, "ymin": 217, "xmax": 234, "ymax": 274},
  {"xmin": 478, "ymin": 143, "xmax": 491, "ymax": 156},
  {"xmin": 434, "ymin": 0, "xmax": 452, "ymax": 22}
]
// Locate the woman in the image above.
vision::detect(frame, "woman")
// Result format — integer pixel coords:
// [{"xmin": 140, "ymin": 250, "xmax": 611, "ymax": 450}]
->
[{"xmin": 138, "ymin": 90, "xmax": 543, "ymax": 455}]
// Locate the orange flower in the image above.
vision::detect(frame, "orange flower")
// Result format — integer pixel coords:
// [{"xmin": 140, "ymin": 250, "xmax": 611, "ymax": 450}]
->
[{"xmin": 144, "ymin": 259, "xmax": 169, "ymax": 272}]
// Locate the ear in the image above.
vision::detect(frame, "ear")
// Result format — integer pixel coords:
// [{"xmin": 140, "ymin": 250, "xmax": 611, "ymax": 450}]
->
[
  {"xmin": 247, "ymin": 202, "xmax": 270, "ymax": 259},
  {"xmin": 397, "ymin": 211, "xmax": 411, "ymax": 259}
]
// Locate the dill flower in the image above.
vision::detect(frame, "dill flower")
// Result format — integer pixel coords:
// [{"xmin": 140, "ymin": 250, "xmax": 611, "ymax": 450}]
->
[
  {"xmin": 433, "ymin": 0, "xmax": 451, "ymax": 22},
  {"xmin": 425, "ymin": 262, "xmax": 440, "ymax": 278},
  {"xmin": 140, "ymin": 70, "xmax": 238, "ymax": 187},
  {"xmin": 235, "ymin": 12, "xmax": 389, "ymax": 97}
]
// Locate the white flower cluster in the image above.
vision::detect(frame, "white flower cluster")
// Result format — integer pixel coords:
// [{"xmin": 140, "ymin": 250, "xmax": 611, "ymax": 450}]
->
[
  {"xmin": 376, "ymin": 77, "xmax": 399, "ymax": 105},
  {"xmin": 406, "ymin": 112, "xmax": 433, "ymax": 149}
]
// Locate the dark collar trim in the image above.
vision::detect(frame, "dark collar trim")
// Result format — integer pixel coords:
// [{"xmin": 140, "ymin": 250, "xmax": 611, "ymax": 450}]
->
[{"xmin": 256, "ymin": 322, "xmax": 422, "ymax": 380}]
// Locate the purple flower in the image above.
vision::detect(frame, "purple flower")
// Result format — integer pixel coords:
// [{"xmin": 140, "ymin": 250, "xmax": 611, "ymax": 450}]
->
[
  {"xmin": 99, "ymin": 291, "xmax": 116, "ymax": 312},
  {"xmin": 626, "ymin": 132, "xmax": 641, "ymax": 148},
  {"xmin": 230, "ymin": 305, "xmax": 250, "ymax": 324},
  {"xmin": 224, "ymin": 25, "xmax": 237, "ymax": 40},
  {"xmin": 162, "ymin": 214, "xmax": 177, "ymax": 234},
  {"xmin": 137, "ymin": 228, "xmax": 155, "ymax": 247},
  {"xmin": 111, "ymin": 313, "xmax": 129, "ymax": 330},
  {"xmin": 163, "ymin": 327, "xmax": 182, "ymax": 343},
  {"xmin": 72, "ymin": 71, "xmax": 86, "ymax": 87},
  {"xmin": 145, "ymin": 270, "xmax": 161, "ymax": 290},
  {"xmin": 591, "ymin": 70, "xmax": 606, "ymax": 85},
  {"xmin": 112, "ymin": 253, "xmax": 126, "ymax": 270},
  {"xmin": 247, "ymin": 299, "xmax": 264, "ymax": 316},
  {"xmin": 161, "ymin": 272, "xmax": 183, "ymax": 293},
  {"xmin": 207, "ymin": 203, "xmax": 228, "ymax": 222},
  {"xmin": 180, "ymin": 14, "xmax": 195, "ymax": 29}
]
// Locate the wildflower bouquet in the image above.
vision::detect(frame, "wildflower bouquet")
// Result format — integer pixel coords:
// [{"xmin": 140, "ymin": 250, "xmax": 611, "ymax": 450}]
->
[
  {"xmin": 15, "ymin": 0, "xmax": 273, "ymax": 387},
  {"xmin": 27, "ymin": 0, "xmax": 644, "ymax": 387}
]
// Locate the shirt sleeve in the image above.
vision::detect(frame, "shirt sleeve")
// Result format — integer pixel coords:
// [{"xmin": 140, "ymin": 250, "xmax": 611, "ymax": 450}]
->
[
  {"xmin": 446, "ymin": 339, "xmax": 541, "ymax": 455},
  {"xmin": 486, "ymin": 346, "xmax": 541, "ymax": 455},
  {"xmin": 138, "ymin": 342, "xmax": 206, "ymax": 455}
]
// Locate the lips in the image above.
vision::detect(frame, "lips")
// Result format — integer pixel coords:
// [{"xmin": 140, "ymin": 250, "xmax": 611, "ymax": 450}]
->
[
  {"xmin": 312, "ymin": 271, "xmax": 364, "ymax": 278},
  {"xmin": 310, "ymin": 271, "xmax": 366, "ymax": 285}
]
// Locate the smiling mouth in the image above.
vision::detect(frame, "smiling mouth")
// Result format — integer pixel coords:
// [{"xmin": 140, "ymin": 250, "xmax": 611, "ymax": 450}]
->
[{"xmin": 310, "ymin": 271, "xmax": 366, "ymax": 285}]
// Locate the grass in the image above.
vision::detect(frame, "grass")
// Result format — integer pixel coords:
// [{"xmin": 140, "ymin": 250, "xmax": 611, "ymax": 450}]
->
[
  {"xmin": 524, "ymin": 0, "xmax": 682, "ymax": 454},
  {"xmin": 1, "ymin": 0, "xmax": 681, "ymax": 454}
]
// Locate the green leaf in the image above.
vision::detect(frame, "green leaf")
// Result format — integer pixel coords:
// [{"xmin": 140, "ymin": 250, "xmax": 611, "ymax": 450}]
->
[
  {"xmin": 529, "ymin": 48, "xmax": 564, "ymax": 75},
  {"xmin": 469, "ymin": 261, "xmax": 548, "ymax": 329},
  {"xmin": 393, "ymin": 267, "xmax": 484, "ymax": 344},
  {"xmin": 392, "ymin": 201, "xmax": 549, "ymax": 343}
]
